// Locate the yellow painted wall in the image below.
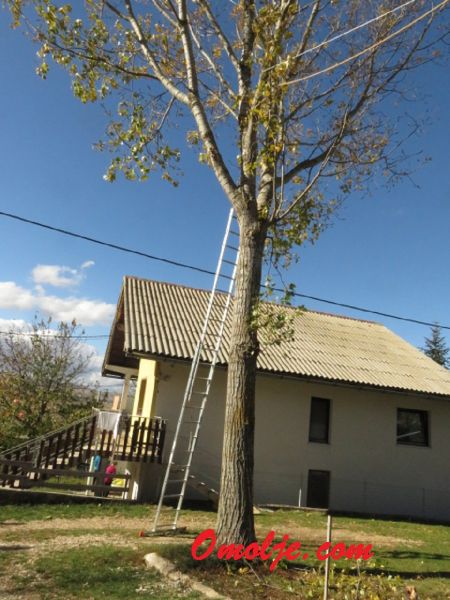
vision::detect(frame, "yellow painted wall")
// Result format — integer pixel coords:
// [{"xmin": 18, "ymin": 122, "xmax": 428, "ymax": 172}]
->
[{"xmin": 132, "ymin": 359, "xmax": 159, "ymax": 418}]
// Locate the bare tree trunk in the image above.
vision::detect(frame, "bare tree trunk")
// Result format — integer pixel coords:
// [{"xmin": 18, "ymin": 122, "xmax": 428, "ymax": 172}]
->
[{"xmin": 216, "ymin": 214, "xmax": 266, "ymax": 546}]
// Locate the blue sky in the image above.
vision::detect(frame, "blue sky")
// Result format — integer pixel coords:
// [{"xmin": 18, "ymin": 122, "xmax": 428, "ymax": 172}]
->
[{"xmin": 0, "ymin": 10, "xmax": 449, "ymax": 386}]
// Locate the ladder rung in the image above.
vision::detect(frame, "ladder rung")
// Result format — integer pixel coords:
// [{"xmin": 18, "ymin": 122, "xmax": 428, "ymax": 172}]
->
[
  {"xmin": 204, "ymin": 332, "xmax": 222, "ymax": 339},
  {"xmin": 152, "ymin": 209, "xmax": 235, "ymax": 534}
]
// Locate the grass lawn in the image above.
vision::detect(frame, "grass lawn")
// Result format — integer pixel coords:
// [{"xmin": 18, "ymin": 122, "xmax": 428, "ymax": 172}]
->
[{"xmin": 0, "ymin": 502, "xmax": 449, "ymax": 599}]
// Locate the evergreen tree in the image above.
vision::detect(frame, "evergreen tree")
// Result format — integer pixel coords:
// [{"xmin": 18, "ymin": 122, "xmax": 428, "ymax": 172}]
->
[{"xmin": 422, "ymin": 323, "xmax": 450, "ymax": 369}]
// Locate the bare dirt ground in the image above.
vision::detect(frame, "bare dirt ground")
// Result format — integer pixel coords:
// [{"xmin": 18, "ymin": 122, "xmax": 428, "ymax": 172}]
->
[{"xmin": 0, "ymin": 514, "xmax": 419, "ymax": 557}]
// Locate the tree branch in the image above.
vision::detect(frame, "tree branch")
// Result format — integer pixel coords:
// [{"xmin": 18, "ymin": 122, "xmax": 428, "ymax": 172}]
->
[
  {"xmin": 106, "ymin": 0, "xmax": 190, "ymax": 104},
  {"xmin": 273, "ymin": 110, "xmax": 348, "ymax": 222},
  {"xmin": 195, "ymin": 0, "xmax": 240, "ymax": 74},
  {"xmin": 176, "ymin": 0, "xmax": 238, "ymax": 201}
]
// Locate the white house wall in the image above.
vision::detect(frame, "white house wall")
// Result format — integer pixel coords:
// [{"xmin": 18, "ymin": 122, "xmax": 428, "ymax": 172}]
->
[{"xmin": 152, "ymin": 360, "xmax": 450, "ymax": 522}]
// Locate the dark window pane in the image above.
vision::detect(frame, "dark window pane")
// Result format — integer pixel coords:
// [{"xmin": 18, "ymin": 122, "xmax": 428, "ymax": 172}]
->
[
  {"xmin": 307, "ymin": 470, "xmax": 330, "ymax": 509},
  {"xmin": 397, "ymin": 409, "xmax": 429, "ymax": 446},
  {"xmin": 309, "ymin": 397, "xmax": 330, "ymax": 443}
]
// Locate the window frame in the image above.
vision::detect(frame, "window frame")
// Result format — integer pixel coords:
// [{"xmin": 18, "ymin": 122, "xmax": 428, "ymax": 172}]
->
[
  {"xmin": 308, "ymin": 396, "xmax": 331, "ymax": 444},
  {"xmin": 396, "ymin": 408, "xmax": 429, "ymax": 447}
]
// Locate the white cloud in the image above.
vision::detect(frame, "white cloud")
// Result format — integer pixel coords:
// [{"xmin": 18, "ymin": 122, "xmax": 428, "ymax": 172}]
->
[
  {"xmin": 0, "ymin": 318, "xmax": 31, "ymax": 332},
  {"xmin": 32, "ymin": 264, "xmax": 81, "ymax": 288},
  {"xmin": 81, "ymin": 260, "xmax": 95, "ymax": 270},
  {"xmin": 0, "ymin": 282, "xmax": 35, "ymax": 310},
  {"xmin": 39, "ymin": 294, "xmax": 115, "ymax": 326},
  {"xmin": 0, "ymin": 281, "xmax": 114, "ymax": 327},
  {"xmin": 31, "ymin": 260, "xmax": 96, "ymax": 289}
]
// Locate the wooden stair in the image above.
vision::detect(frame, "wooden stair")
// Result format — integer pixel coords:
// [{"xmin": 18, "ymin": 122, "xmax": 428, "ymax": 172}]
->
[{"xmin": 0, "ymin": 413, "xmax": 167, "ymax": 495}]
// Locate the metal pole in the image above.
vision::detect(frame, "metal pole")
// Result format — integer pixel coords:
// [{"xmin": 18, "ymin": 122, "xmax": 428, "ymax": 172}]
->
[{"xmin": 323, "ymin": 514, "xmax": 332, "ymax": 600}]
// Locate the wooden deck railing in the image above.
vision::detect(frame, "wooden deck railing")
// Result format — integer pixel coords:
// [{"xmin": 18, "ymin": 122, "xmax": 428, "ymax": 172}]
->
[{"xmin": 0, "ymin": 415, "xmax": 167, "ymax": 490}]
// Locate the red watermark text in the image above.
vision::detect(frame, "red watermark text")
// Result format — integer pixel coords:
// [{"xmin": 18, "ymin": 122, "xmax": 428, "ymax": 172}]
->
[{"xmin": 191, "ymin": 529, "xmax": 374, "ymax": 572}]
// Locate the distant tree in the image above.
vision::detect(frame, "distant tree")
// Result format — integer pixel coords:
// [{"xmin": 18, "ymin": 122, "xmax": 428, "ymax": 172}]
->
[
  {"xmin": 0, "ymin": 317, "xmax": 105, "ymax": 451},
  {"xmin": 422, "ymin": 323, "xmax": 450, "ymax": 368}
]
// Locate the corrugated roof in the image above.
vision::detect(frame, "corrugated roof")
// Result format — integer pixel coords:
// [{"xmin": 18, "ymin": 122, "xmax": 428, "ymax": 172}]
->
[{"xmin": 120, "ymin": 276, "xmax": 450, "ymax": 397}]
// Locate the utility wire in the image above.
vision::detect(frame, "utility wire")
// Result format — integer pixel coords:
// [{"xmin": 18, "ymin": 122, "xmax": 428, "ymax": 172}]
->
[
  {"xmin": 1, "ymin": 209, "xmax": 449, "ymax": 330},
  {"xmin": 263, "ymin": 0, "xmax": 418, "ymax": 73},
  {"xmin": 0, "ymin": 210, "xmax": 214, "ymax": 277},
  {"xmin": 0, "ymin": 330, "xmax": 109, "ymax": 339},
  {"xmin": 285, "ymin": 0, "xmax": 449, "ymax": 86}
]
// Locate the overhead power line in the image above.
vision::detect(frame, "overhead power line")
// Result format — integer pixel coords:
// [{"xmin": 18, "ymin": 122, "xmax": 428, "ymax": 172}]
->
[
  {"xmin": 0, "ymin": 210, "xmax": 214, "ymax": 277},
  {"xmin": 286, "ymin": 0, "xmax": 449, "ymax": 86},
  {"xmin": 0, "ymin": 209, "xmax": 449, "ymax": 330},
  {"xmin": 264, "ymin": 0, "xmax": 418, "ymax": 73},
  {"xmin": 0, "ymin": 330, "xmax": 109, "ymax": 339}
]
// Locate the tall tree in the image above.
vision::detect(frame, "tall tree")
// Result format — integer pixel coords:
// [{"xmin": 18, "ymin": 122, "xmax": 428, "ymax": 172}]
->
[
  {"xmin": 0, "ymin": 317, "xmax": 104, "ymax": 451},
  {"xmin": 422, "ymin": 323, "xmax": 449, "ymax": 368},
  {"xmin": 5, "ymin": 0, "xmax": 449, "ymax": 543}
]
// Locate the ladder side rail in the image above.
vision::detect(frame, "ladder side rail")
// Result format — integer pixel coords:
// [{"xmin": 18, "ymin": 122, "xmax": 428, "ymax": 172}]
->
[
  {"xmin": 152, "ymin": 209, "xmax": 237, "ymax": 532},
  {"xmin": 151, "ymin": 341, "xmax": 203, "ymax": 528},
  {"xmin": 194, "ymin": 208, "xmax": 235, "ymax": 349},
  {"xmin": 173, "ymin": 256, "xmax": 238, "ymax": 520}
]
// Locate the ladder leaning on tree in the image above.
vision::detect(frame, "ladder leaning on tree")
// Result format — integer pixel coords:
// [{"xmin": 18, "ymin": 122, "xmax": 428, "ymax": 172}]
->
[{"xmin": 149, "ymin": 208, "xmax": 239, "ymax": 534}]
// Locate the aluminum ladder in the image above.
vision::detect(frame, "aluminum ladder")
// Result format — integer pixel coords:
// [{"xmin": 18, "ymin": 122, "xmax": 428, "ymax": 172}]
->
[{"xmin": 150, "ymin": 208, "xmax": 239, "ymax": 533}]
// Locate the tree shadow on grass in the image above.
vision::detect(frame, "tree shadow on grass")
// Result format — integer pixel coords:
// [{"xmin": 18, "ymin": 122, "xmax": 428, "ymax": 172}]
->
[{"xmin": 363, "ymin": 548, "xmax": 450, "ymax": 579}]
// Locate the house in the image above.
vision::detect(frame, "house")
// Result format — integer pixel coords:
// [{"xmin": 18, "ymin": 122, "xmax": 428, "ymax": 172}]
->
[{"xmin": 102, "ymin": 276, "xmax": 450, "ymax": 522}]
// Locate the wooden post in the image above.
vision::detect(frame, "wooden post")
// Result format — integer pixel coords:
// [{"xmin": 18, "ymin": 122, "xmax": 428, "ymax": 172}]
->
[
  {"xmin": 52, "ymin": 432, "xmax": 63, "ymax": 469},
  {"xmin": 323, "ymin": 514, "xmax": 332, "ymax": 600},
  {"xmin": 85, "ymin": 416, "xmax": 97, "ymax": 461},
  {"xmin": 60, "ymin": 426, "xmax": 72, "ymax": 468},
  {"xmin": 157, "ymin": 420, "xmax": 166, "ymax": 464},
  {"xmin": 98, "ymin": 430, "xmax": 107, "ymax": 457},
  {"xmin": 78, "ymin": 422, "xmax": 88, "ymax": 466},
  {"xmin": 129, "ymin": 419, "xmax": 140, "ymax": 461},
  {"xmin": 121, "ymin": 417, "xmax": 131, "ymax": 460},
  {"xmin": 145, "ymin": 418, "xmax": 155, "ymax": 462},
  {"xmin": 136, "ymin": 419, "xmax": 146, "ymax": 460},
  {"xmin": 69, "ymin": 423, "xmax": 80, "ymax": 467},
  {"xmin": 1, "ymin": 453, "xmax": 11, "ymax": 487}
]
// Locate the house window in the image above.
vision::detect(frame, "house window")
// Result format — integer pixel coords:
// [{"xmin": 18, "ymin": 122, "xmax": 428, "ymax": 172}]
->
[
  {"xmin": 307, "ymin": 470, "xmax": 330, "ymax": 509},
  {"xmin": 397, "ymin": 408, "xmax": 429, "ymax": 446},
  {"xmin": 309, "ymin": 397, "xmax": 330, "ymax": 443},
  {"xmin": 136, "ymin": 378, "xmax": 147, "ymax": 415}
]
